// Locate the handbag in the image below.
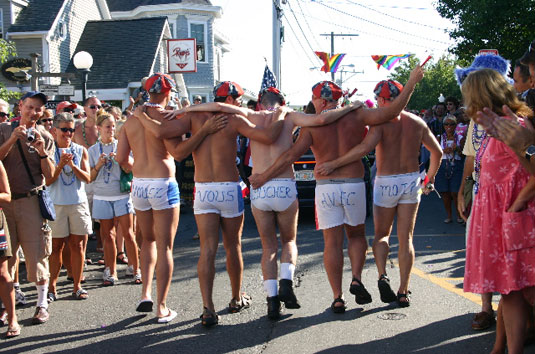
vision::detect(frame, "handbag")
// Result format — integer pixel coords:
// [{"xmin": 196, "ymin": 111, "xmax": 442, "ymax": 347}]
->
[
  {"xmin": 16, "ymin": 140, "xmax": 56, "ymax": 221},
  {"xmin": 120, "ymin": 168, "xmax": 133, "ymax": 193}
]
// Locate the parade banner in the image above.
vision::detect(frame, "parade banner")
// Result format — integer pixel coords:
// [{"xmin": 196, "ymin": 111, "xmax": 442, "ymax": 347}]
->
[
  {"xmin": 315, "ymin": 52, "xmax": 346, "ymax": 73},
  {"xmin": 167, "ymin": 38, "xmax": 197, "ymax": 73},
  {"xmin": 372, "ymin": 54, "xmax": 412, "ymax": 70}
]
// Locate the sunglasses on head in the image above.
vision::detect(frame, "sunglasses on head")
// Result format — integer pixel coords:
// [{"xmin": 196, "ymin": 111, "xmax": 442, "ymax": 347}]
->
[
  {"xmin": 0, "ymin": 112, "xmax": 8, "ymax": 118},
  {"xmin": 62, "ymin": 108, "xmax": 74, "ymax": 113},
  {"xmin": 59, "ymin": 127, "xmax": 75, "ymax": 133},
  {"xmin": 89, "ymin": 105, "xmax": 102, "ymax": 109},
  {"xmin": 41, "ymin": 118, "xmax": 53, "ymax": 123}
]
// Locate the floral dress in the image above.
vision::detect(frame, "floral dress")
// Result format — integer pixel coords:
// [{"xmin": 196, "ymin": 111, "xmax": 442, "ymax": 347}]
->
[{"xmin": 464, "ymin": 135, "xmax": 535, "ymax": 295}]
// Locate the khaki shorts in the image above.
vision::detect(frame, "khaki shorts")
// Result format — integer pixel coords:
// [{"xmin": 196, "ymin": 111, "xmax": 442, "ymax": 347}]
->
[
  {"xmin": 49, "ymin": 202, "xmax": 93, "ymax": 238},
  {"xmin": 0, "ymin": 209, "xmax": 11, "ymax": 258},
  {"xmin": 2, "ymin": 195, "xmax": 51, "ymax": 283}
]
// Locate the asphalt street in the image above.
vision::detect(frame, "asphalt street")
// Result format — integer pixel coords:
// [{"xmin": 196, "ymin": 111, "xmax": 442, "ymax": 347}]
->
[{"xmin": 2, "ymin": 193, "xmax": 534, "ymax": 353}]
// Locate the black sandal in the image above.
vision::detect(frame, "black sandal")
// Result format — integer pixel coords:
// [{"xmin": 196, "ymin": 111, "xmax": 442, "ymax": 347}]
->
[
  {"xmin": 349, "ymin": 278, "xmax": 372, "ymax": 304},
  {"xmin": 117, "ymin": 252, "xmax": 129, "ymax": 265},
  {"xmin": 397, "ymin": 291, "xmax": 411, "ymax": 308},
  {"xmin": 378, "ymin": 274, "xmax": 397, "ymax": 303},
  {"xmin": 200, "ymin": 307, "xmax": 219, "ymax": 327},
  {"xmin": 330, "ymin": 296, "xmax": 346, "ymax": 314}
]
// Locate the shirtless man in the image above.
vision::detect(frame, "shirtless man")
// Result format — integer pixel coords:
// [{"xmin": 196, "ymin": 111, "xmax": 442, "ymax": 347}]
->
[
  {"xmin": 170, "ymin": 87, "xmax": 363, "ymax": 319},
  {"xmin": 249, "ymin": 66, "xmax": 424, "ymax": 313},
  {"xmin": 116, "ymin": 73, "xmax": 226, "ymax": 323},
  {"xmin": 133, "ymin": 81, "xmax": 284, "ymax": 326},
  {"xmin": 316, "ymin": 79, "xmax": 442, "ymax": 307}
]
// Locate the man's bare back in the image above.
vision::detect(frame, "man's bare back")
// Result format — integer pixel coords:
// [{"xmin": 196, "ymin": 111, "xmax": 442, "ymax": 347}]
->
[{"xmin": 375, "ymin": 111, "xmax": 428, "ymax": 176}]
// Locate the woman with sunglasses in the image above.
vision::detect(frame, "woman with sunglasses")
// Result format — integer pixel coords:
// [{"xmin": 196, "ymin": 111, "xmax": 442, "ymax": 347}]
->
[
  {"xmin": 434, "ymin": 114, "xmax": 465, "ymax": 223},
  {"xmin": 38, "ymin": 109, "xmax": 54, "ymax": 132},
  {"xmin": 88, "ymin": 111, "xmax": 140, "ymax": 286},
  {"xmin": 47, "ymin": 112, "xmax": 92, "ymax": 301}
]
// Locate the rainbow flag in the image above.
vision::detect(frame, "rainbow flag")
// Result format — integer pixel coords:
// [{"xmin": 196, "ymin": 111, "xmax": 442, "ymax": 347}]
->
[
  {"xmin": 315, "ymin": 52, "xmax": 346, "ymax": 73},
  {"xmin": 372, "ymin": 54, "xmax": 412, "ymax": 70}
]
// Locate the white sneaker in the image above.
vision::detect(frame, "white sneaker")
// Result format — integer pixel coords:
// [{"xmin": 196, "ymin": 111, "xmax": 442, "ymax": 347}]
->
[
  {"xmin": 125, "ymin": 265, "xmax": 134, "ymax": 276},
  {"xmin": 15, "ymin": 289, "xmax": 27, "ymax": 306},
  {"xmin": 17, "ymin": 248, "xmax": 25, "ymax": 263},
  {"xmin": 103, "ymin": 267, "xmax": 111, "ymax": 281}
]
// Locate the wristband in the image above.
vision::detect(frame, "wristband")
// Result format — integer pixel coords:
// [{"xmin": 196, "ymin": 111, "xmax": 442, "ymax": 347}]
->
[{"xmin": 39, "ymin": 154, "xmax": 48, "ymax": 159}]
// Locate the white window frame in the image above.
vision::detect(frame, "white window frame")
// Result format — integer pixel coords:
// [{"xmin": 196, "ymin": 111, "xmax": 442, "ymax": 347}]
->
[{"xmin": 187, "ymin": 20, "xmax": 208, "ymax": 63}]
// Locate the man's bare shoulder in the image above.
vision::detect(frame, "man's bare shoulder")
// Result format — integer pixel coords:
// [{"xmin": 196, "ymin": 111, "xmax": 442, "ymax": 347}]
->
[{"xmin": 400, "ymin": 110, "xmax": 426, "ymax": 127}]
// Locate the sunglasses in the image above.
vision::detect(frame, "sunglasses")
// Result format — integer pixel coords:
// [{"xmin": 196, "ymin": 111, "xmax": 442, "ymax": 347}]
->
[
  {"xmin": 443, "ymin": 123, "xmax": 456, "ymax": 126},
  {"xmin": 62, "ymin": 108, "xmax": 74, "ymax": 113},
  {"xmin": 41, "ymin": 118, "xmax": 53, "ymax": 123},
  {"xmin": 59, "ymin": 127, "xmax": 76, "ymax": 133},
  {"xmin": 89, "ymin": 105, "xmax": 102, "ymax": 109},
  {"xmin": 0, "ymin": 112, "xmax": 8, "ymax": 118}
]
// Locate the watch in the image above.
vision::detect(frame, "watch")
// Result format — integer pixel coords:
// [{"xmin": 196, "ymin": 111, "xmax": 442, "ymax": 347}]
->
[
  {"xmin": 38, "ymin": 154, "xmax": 48, "ymax": 159},
  {"xmin": 525, "ymin": 145, "xmax": 535, "ymax": 161}
]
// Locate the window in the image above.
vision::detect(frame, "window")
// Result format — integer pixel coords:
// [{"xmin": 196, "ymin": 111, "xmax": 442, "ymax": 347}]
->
[
  {"xmin": 168, "ymin": 23, "xmax": 174, "ymax": 38},
  {"xmin": 190, "ymin": 23, "xmax": 206, "ymax": 62}
]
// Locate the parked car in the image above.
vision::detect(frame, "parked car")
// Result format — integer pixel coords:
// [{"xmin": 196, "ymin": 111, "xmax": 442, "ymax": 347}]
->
[{"xmin": 293, "ymin": 149, "xmax": 316, "ymax": 208}]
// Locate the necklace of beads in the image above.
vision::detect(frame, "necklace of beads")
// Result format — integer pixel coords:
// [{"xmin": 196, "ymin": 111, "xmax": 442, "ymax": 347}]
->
[
  {"xmin": 55, "ymin": 142, "xmax": 77, "ymax": 186},
  {"xmin": 144, "ymin": 102, "xmax": 164, "ymax": 109},
  {"xmin": 98, "ymin": 139, "xmax": 116, "ymax": 184},
  {"xmin": 473, "ymin": 136, "xmax": 490, "ymax": 194},
  {"xmin": 321, "ymin": 106, "xmax": 340, "ymax": 114},
  {"xmin": 471, "ymin": 123, "xmax": 486, "ymax": 151}
]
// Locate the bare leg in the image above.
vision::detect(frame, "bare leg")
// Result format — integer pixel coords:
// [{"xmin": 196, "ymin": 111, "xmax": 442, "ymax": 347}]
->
[
  {"xmin": 276, "ymin": 200, "xmax": 299, "ymax": 266},
  {"xmin": 491, "ymin": 299, "xmax": 506, "ymax": 354},
  {"xmin": 322, "ymin": 225, "xmax": 345, "ymax": 300},
  {"xmin": 136, "ymin": 210, "xmax": 156, "ymax": 302},
  {"xmin": 345, "ymin": 224, "xmax": 367, "ymax": 281},
  {"xmin": 372, "ymin": 205, "xmax": 396, "ymax": 278},
  {"xmin": 195, "ymin": 213, "xmax": 220, "ymax": 311},
  {"xmin": 116, "ymin": 219, "xmax": 125, "ymax": 259},
  {"xmin": 118, "ymin": 213, "xmax": 139, "ymax": 272},
  {"xmin": 68, "ymin": 234, "xmax": 87, "ymax": 293},
  {"xmin": 0, "ymin": 258, "xmax": 18, "ymax": 330},
  {"xmin": 440, "ymin": 192, "xmax": 452, "ymax": 220},
  {"xmin": 152, "ymin": 207, "xmax": 179, "ymax": 317},
  {"xmin": 48, "ymin": 238, "xmax": 66, "ymax": 295},
  {"xmin": 252, "ymin": 207, "xmax": 278, "ymax": 280},
  {"xmin": 100, "ymin": 219, "xmax": 117, "ymax": 277},
  {"xmin": 396, "ymin": 203, "xmax": 419, "ymax": 296},
  {"xmin": 451, "ymin": 192, "xmax": 459, "ymax": 219},
  {"xmin": 501, "ymin": 291, "xmax": 529, "ymax": 354},
  {"xmin": 482, "ymin": 292, "xmax": 493, "ymax": 313},
  {"xmin": 62, "ymin": 245, "xmax": 72, "ymax": 278},
  {"xmin": 220, "ymin": 214, "xmax": 245, "ymax": 301}
]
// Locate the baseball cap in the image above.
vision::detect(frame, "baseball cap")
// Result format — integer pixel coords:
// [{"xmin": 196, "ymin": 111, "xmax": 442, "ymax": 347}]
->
[
  {"xmin": 373, "ymin": 80, "xmax": 404, "ymax": 100},
  {"xmin": 213, "ymin": 81, "xmax": 244, "ymax": 99},
  {"xmin": 312, "ymin": 81, "xmax": 342, "ymax": 101},
  {"xmin": 145, "ymin": 73, "xmax": 177, "ymax": 94},
  {"xmin": 521, "ymin": 40, "xmax": 535, "ymax": 65},
  {"xmin": 258, "ymin": 87, "xmax": 286, "ymax": 106},
  {"xmin": 56, "ymin": 101, "xmax": 78, "ymax": 113},
  {"xmin": 21, "ymin": 91, "xmax": 47, "ymax": 105}
]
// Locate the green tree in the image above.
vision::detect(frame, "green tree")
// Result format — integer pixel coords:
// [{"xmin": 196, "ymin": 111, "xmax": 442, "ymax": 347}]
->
[
  {"xmin": 435, "ymin": 0, "xmax": 535, "ymax": 63},
  {"xmin": 0, "ymin": 39, "xmax": 21, "ymax": 102},
  {"xmin": 388, "ymin": 56, "xmax": 461, "ymax": 110}
]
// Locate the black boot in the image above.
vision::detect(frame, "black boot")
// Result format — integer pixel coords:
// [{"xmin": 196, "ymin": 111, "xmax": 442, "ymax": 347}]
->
[
  {"xmin": 279, "ymin": 279, "xmax": 301, "ymax": 309},
  {"xmin": 267, "ymin": 296, "xmax": 281, "ymax": 320}
]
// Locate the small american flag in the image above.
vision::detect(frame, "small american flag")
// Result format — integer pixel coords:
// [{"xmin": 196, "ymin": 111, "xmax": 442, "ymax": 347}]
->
[{"xmin": 260, "ymin": 65, "xmax": 278, "ymax": 91}]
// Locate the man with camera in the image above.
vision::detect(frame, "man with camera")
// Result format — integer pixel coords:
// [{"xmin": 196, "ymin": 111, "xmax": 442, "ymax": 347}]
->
[{"xmin": 0, "ymin": 91, "xmax": 56, "ymax": 324}]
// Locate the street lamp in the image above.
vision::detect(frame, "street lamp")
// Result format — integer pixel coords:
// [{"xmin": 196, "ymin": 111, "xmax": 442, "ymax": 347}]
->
[{"xmin": 73, "ymin": 51, "xmax": 93, "ymax": 102}]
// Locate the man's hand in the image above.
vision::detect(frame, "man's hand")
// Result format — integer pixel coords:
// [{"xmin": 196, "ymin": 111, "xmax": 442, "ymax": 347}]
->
[
  {"xmin": 407, "ymin": 65, "xmax": 424, "ymax": 86},
  {"xmin": 10, "ymin": 125, "xmax": 27, "ymax": 142},
  {"xmin": 31, "ymin": 130, "xmax": 46, "ymax": 155},
  {"xmin": 249, "ymin": 173, "xmax": 268, "ymax": 189},
  {"xmin": 315, "ymin": 161, "xmax": 336, "ymax": 176},
  {"xmin": 457, "ymin": 190, "xmax": 468, "ymax": 222},
  {"xmin": 201, "ymin": 113, "xmax": 228, "ymax": 134},
  {"xmin": 164, "ymin": 108, "xmax": 187, "ymax": 120},
  {"xmin": 476, "ymin": 106, "xmax": 535, "ymax": 153},
  {"xmin": 133, "ymin": 105, "xmax": 146, "ymax": 119}
]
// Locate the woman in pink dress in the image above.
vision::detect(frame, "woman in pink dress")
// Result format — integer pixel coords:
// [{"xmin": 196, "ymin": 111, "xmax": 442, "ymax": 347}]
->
[{"xmin": 462, "ymin": 69, "xmax": 535, "ymax": 354}]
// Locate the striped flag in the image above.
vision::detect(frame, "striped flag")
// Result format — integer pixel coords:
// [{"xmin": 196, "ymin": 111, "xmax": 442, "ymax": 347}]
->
[
  {"xmin": 315, "ymin": 52, "xmax": 346, "ymax": 73},
  {"xmin": 372, "ymin": 54, "xmax": 412, "ymax": 70},
  {"xmin": 260, "ymin": 65, "xmax": 278, "ymax": 91}
]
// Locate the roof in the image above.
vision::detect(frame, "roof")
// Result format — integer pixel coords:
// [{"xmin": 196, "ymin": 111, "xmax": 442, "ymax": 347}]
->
[
  {"xmin": 66, "ymin": 17, "xmax": 168, "ymax": 90},
  {"xmin": 8, "ymin": 0, "xmax": 65, "ymax": 33},
  {"xmin": 106, "ymin": 0, "xmax": 212, "ymax": 12}
]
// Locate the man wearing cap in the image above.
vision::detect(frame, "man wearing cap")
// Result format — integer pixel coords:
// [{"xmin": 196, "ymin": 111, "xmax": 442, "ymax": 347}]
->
[
  {"xmin": 0, "ymin": 91, "xmax": 55, "ymax": 324},
  {"xmin": 170, "ymin": 85, "xmax": 363, "ymax": 319},
  {"xmin": 56, "ymin": 101, "xmax": 78, "ymax": 115},
  {"xmin": 250, "ymin": 66, "xmax": 424, "ymax": 313},
  {"xmin": 316, "ymin": 78, "xmax": 441, "ymax": 308},
  {"xmin": 117, "ymin": 73, "xmax": 227, "ymax": 323},
  {"xmin": 132, "ymin": 80, "xmax": 284, "ymax": 326}
]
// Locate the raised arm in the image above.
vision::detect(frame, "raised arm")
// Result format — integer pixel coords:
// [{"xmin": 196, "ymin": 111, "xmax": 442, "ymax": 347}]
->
[
  {"xmin": 361, "ymin": 66, "xmax": 424, "ymax": 126},
  {"xmin": 134, "ymin": 105, "xmax": 191, "ymax": 139},
  {"xmin": 166, "ymin": 102, "xmax": 253, "ymax": 120},
  {"xmin": 115, "ymin": 125, "xmax": 132, "ymax": 171},
  {"xmin": 421, "ymin": 126, "xmax": 443, "ymax": 191},
  {"xmin": 288, "ymin": 101, "xmax": 364, "ymax": 127},
  {"xmin": 316, "ymin": 126, "xmax": 382, "ymax": 176},
  {"xmin": 249, "ymin": 129, "xmax": 313, "ymax": 189},
  {"xmin": 0, "ymin": 161, "xmax": 11, "ymax": 203},
  {"xmin": 235, "ymin": 115, "xmax": 284, "ymax": 145},
  {"xmin": 163, "ymin": 114, "xmax": 228, "ymax": 161}
]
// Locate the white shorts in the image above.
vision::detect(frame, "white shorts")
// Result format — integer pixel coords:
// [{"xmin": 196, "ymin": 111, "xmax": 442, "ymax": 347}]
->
[
  {"xmin": 194, "ymin": 182, "xmax": 244, "ymax": 218},
  {"xmin": 373, "ymin": 171, "xmax": 421, "ymax": 208},
  {"xmin": 131, "ymin": 177, "xmax": 180, "ymax": 211},
  {"xmin": 251, "ymin": 178, "xmax": 297, "ymax": 212},
  {"xmin": 314, "ymin": 179, "xmax": 366, "ymax": 230}
]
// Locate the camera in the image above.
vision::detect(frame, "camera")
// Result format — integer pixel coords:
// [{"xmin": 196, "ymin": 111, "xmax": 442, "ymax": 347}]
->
[{"xmin": 26, "ymin": 127, "xmax": 36, "ymax": 142}]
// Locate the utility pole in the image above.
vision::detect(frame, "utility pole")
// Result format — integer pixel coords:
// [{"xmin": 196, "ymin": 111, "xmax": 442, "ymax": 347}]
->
[
  {"xmin": 273, "ymin": 0, "xmax": 284, "ymax": 88},
  {"xmin": 319, "ymin": 32, "xmax": 359, "ymax": 81}
]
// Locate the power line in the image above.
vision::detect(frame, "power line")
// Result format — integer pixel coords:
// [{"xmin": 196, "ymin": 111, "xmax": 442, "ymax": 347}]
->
[
  {"xmin": 294, "ymin": 0, "xmax": 322, "ymax": 48},
  {"xmin": 286, "ymin": 0, "xmax": 317, "ymax": 55},
  {"xmin": 280, "ymin": 12, "xmax": 319, "ymax": 67},
  {"xmin": 313, "ymin": 0, "xmax": 450, "ymax": 45}
]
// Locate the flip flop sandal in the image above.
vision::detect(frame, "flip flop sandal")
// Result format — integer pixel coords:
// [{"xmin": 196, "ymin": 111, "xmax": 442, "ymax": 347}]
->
[
  {"xmin": 349, "ymin": 278, "xmax": 372, "ymax": 304},
  {"xmin": 228, "ymin": 293, "xmax": 252, "ymax": 313},
  {"xmin": 72, "ymin": 288, "xmax": 89, "ymax": 300},
  {"xmin": 102, "ymin": 276, "xmax": 116, "ymax": 287},
  {"xmin": 116, "ymin": 252, "xmax": 129, "ymax": 265},
  {"xmin": 136, "ymin": 299, "xmax": 153, "ymax": 313},
  {"xmin": 200, "ymin": 307, "xmax": 219, "ymax": 327},
  {"xmin": 0, "ymin": 311, "xmax": 8, "ymax": 326},
  {"xmin": 157, "ymin": 309, "xmax": 177, "ymax": 324},
  {"xmin": 5, "ymin": 324, "xmax": 21, "ymax": 338},
  {"xmin": 397, "ymin": 291, "xmax": 411, "ymax": 307},
  {"xmin": 330, "ymin": 297, "xmax": 346, "ymax": 314},
  {"xmin": 134, "ymin": 272, "xmax": 142, "ymax": 285}
]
